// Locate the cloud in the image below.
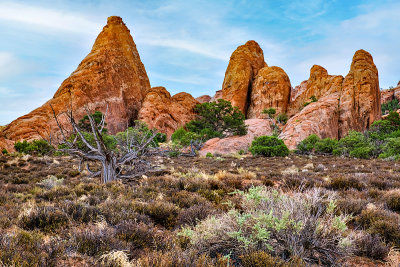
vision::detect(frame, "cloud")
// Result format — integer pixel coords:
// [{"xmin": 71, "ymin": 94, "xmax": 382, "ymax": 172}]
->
[
  {"xmin": 0, "ymin": 52, "xmax": 27, "ymax": 80},
  {"xmin": 0, "ymin": 2, "xmax": 102, "ymax": 35}
]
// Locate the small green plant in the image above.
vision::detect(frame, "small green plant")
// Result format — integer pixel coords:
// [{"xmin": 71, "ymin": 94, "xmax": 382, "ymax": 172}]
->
[
  {"xmin": 14, "ymin": 139, "xmax": 54, "ymax": 155},
  {"xmin": 249, "ymin": 136, "xmax": 289, "ymax": 157},
  {"xmin": 303, "ymin": 95, "xmax": 317, "ymax": 107},
  {"xmin": 276, "ymin": 113, "xmax": 288, "ymax": 124},
  {"xmin": 262, "ymin": 108, "xmax": 276, "ymax": 119},
  {"xmin": 1, "ymin": 148, "xmax": 8, "ymax": 155},
  {"xmin": 206, "ymin": 152, "xmax": 213, "ymax": 158},
  {"xmin": 315, "ymin": 138, "xmax": 338, "ymax": 154},
  {"xmin": 296, "ymin": 134, "xmax": 320, "ymax": 154}
]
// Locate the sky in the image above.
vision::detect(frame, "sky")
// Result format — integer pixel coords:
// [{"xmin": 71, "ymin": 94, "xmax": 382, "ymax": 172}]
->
[{"xmin": 0, "ymin": 0, "xmax": 399, "ymax": 125}]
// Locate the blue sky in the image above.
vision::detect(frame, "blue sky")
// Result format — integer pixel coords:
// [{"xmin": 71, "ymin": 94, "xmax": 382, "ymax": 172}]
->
[{"xmin": 0, "ymin": 0, "xmax": 399, "ymax": 125}]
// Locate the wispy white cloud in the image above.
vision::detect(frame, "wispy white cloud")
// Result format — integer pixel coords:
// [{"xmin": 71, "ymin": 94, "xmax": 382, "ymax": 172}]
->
[
  {"xmin": 0, "ymin": 52, "xmax": 27, "ymax": 80},
  {"xmin": 0, "ymin": 2, "xmax": 102, "ymax": 35}
]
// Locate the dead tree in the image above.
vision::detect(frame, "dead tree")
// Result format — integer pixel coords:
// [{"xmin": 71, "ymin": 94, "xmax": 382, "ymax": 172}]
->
[{"xmin": 51, "ymin": 105, "xmax": 158, "ymax": 183}]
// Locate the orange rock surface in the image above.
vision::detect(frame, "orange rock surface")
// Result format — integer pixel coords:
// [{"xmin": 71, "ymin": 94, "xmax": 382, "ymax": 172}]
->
[
  {"xmin": 247, "ymin": 66, "xmax": 291, "ymax": 118},
  {"xmin": 138, "ymin": 87, "xmax": 198, "ymax": 137},
  {"xmin": 195, "ymin": 95, "xmax": 211, "ymax": 104},
  {"xmin": 339, "ymin": 50, "xmax": 381, "ymax": 138},
  {"xmin": 279, "ymin": 93, "xmax": 340, "ymax": 150},
  {"xmin": 221, "ymin": 40, "xmax": 266, "ymax": 115},
  {"xmin": 199, "ymin": 119, "xmax": 273, "ymax": 156},
  {"xmin": 1, "ymin": 16, "xmax": 150, "ymax": 145}
]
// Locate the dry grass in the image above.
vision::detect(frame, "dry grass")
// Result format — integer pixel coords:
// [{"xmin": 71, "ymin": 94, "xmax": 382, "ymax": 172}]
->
[{"xmin": 0, "ymin": 154, "xmax": 399, "ymax": 266}]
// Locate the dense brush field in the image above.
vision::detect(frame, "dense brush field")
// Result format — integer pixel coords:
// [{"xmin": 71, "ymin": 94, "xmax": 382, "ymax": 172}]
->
[{"xmin": 1, "ymin": 154, "xmax": 400, "ymax": 266}]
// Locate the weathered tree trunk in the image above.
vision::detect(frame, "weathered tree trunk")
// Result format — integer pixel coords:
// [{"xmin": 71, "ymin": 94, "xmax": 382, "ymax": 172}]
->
[{"xmin": 101, "ymin": 155, "xmax": 117, "ymax": 183}]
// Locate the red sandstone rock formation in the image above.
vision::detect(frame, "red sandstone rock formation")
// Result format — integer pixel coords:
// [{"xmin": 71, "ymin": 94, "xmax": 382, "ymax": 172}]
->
[
  {"xmin": 339, "ymin": 50, "xmax": 381, "ymax": 138},
  {"xmin": 287, "ymin": 65, "xmax": 343, "ymax": 117},
  {"xmin": 195, "ymin": 95, "xmax": 211, "ymax": 104},
  {"xmin": 138, "ymin": 87, "xmax": 198, "ymax": 137},
  {"xmin": 221, "ymin": 41, "xmax": 266, "ymax": 115},
  {"xmin": 380, "ymin": 85, "xmax": 400, "ymax": 105},
  {"xmin": 199, "ymin": 119, "xmax": 273, "ymax": 156},
  {"xmin": 291, "ymin": 80, "xmax": 307, "ymax": 102},
  {"xmin": 210, "ymin": 90, "xmax": 223, "ymax": 102},
  {"xmin": 279, "ymin": 93, "xmax": 340, "ymax": 150},
  {"xmin": 1, "ymin": 16, "xmax": 150, "ymax": 146},
  {"xmin": 247, "ymin": 66, "xmax": 292, "ymax": 118}
]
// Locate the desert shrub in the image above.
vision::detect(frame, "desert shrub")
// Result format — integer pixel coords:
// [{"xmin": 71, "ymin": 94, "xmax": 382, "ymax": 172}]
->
[
  {"xmin": 262, "ymin": 108, "xmax": 276, "ymax": 119},
  {"xmin": 177, "ymin": 203, "xmax": 217, "ymax": 227},
  {"xmin": 72, "ymin": 224, "xmax": 126, "ymax": 256},
  {"xmin": 303, "ymin": 95, "xmax": 317, "ymax": 107},
  {"xmin": 314, "ymin": 138, "xmax": 338, "ymax": 154},
  {"xmin": 240, "ymin": 251, "xmax": 304, "ymax": 267},
  {"xmin": 171, "ymin": 127, "xmax": 202, "ymax": 146},
  {"xmin": 180, "ymin": 186, "xmax": 355, "ymax": 265},
  {"xmin": 63, "ymin": 201, "xmax": 102, "ymax": 223},
  {"xmin": 249, "ymin": 136, "xmax": 289, "ymax": 157},
  {"xmin": 336, "ymin": 198, "xmax": 367, "ymax": 216},
  {"xmin": 333, "ymin": 131, "xmax": 373, "ymax": 158},
  {"xmin": 206, "ymin": 152, "xmax": 213, "ymax": 158},
  {"xmin": 1, "ymin": 149, "xmax": 8, "ymax": 155},
  {"xmin": 98, "ymin": 250, "xmax": 131, "ymax": 267},
  {"xmin": 354, "ymin": 233, "xmax": 389, "ymax": 260},
  {"xmin": 379, "ymin": 137, "xmax": 400, "ymax": 160},
  {"xmin": 276, "ymin": 113, "xmax": 288, "ymax": 124},
  {"xmin": 78, "ymin": 110, "xmax": 108, "ymax": 133},
  {"xmin": 37, "ymin": 176, "xmax": 64, "ymax": 189},
  {"xmin": 184, "ymin": 99, "xmax": 247, "ymax": 141},
  {"xmin": 14, "ymin": 139, "xmax": 54, "ymax": 155},
  {"xmin": 115, "ymin": 121, "xmax": 161, "ymax": 148},
  {"xmin": 383, "ymin": 190, "xmax": 400, "ymax": 212},
  {"xmin": 382, "ymin": 98, "xmax": 400, "ymax": 114},
  {"xmin": 296, "ymin": 134, "xmax": 320, "ymax": 154},
  {"xmin": 19, "ymin": 206, "xmax": 69, "ymax": 233},
  {"xmin": 328, "ymin": 176, "xmax": 364, "ymax": 191},
  {"xmin": 115, "ymin": 221, "xmax": 164, "ymax": 249},
  {"xmin": 355, "ymin": 208, "xmax": 400, "ymax": 246},
  {"xmin": 134, "ymin": 201, "xmax": 180, "ymax": 229}
]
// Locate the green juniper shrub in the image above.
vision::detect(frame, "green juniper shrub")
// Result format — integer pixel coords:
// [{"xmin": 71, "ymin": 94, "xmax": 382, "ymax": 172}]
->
[
  {"xmin": 185, "ymin": 99, "xmax": 247, "ymax": 139},
  {"xmin": 303, "ymin": 95, "xmax": 317, "ymax": 107},
  {"xmin": 349, "ymin": 146, "xmax": 374, "ymax": 159},
  {"xmin": 14, "ymin": 139, "xmax": 54, "ymax": 156},
  {"xmin": 276, "ymin": 113, "xmax": 289, "ymax": 124},
  {"xmin": 296, "ymin": 134, "xmax": 320, "ymax": 155},
  {"xmin": 115, "ymin": 121, "xmax": 161, "ymax": 148},
  {"xmin": 249, "ymin": 136, "xmax": 289, "ymax": 157},
  {"xmin": 78, "ymin": 110, "xmax": 108, "ymax": 133},
  {"xmin": 262, "ymin": 108, "xmax": 276, "ymax": 119},
  {"xmin": 14, "ymin": 140, "xmax": 30, "ymax": 153},
  {"xmin": 206, "ymin": 152, "xmax": 213, "ymax": 158},
  {"xmin": 379, "ymin": 137, "xmax": 400, "ymax": 160},
  {"xmin": 155, "ymin": 132, "xmax": 167, "ymax": 143},
  {"xmin": 382, "ymin": 99, "xmax": 400, "ymax": 114},
  {"xmin": 238, "ymin": 149, "xmax": 245, "ymax": 155},
  {"xmin": 171, "ymin": 127, "xmax": 202, "ymax": 146},
  {"xmin": 1, "ymin": 149, "xmax": 8, "ymax": 155},
  {"xmin": 314, "ymin": 138, "xmax": 338, "ymax": 154},
  {"xmin": 333, "ymin": 131, "xmax": 373, "ymax": 158}
]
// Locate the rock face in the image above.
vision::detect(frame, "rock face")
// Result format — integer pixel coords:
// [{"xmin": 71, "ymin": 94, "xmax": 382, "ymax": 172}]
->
[
  {"xmin": 138, "ymin": 87, "xmax": 198, "ymax": 137},
  {"xmin": 279, "ymin": 93, "xmax": 340, "ymax": 150},
  {"xmin": 380, "ymin": 85, "xmax": 400, "ymax": 105},
  {"xmin": 247, "ymin": 66, "xmax": 291, "ymax": 118},
  {"xmin": 291, "ymin": 80, "xmax": 307, "ymax": 102},
  {"xmin": 1, "ymin": 16, "xmax": 150, "ymax": 145},
  {"xmin": 221, "ymin": 41, "xmax": 266, "ymax": 115},
  {"xmin": 339, "ymin": 50, "xmax": 381, "ymax": 138},
  {"xmin": 280, "ymin": 50, "xmax": 381, "ymax": 148},
  {"xmin": 195, "ymin": 95, "xmax": 211, "ymax": 104},
  {"xmin": 210, "ymin": 90, "xmax": 223, "ymax": 102},
  {"xmin": 199, "ymin": 119, "xmax": 273, "ymax": 156},
  {"xmin": 287, "ymin": 65, "xmax": 343, "ymax": 116}
]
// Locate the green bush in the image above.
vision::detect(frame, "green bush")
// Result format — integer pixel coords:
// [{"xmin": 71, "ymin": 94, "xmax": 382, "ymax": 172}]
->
[
  {"xmin": 296, "ymin": 134, "xmax": 320, "ymax": 154},
  {"xmin": 379, "ymin": 137, "xmax": 400, "ymax": 160},
  {"xmin": 315, "ymin": 138, "xmax": 338, "ymax": 154},
  {"xmin": 249, "ymin": 136, "xmax": 289, "ymax": 157},
  {"xmin": 14, "ymin": 139, "xmax": 54, "ymax": 156},
  {"xmin": 171, "ymin": 127, "xmax": 202, "ymax": 146},
  {"xmin": 206, "ymin": 152, "xmax": 213, "ymax": 158},
  {"xmin": 303, "ymin": 95, "xmax": 317, "ymax": 107},
  {"xmin": 262, "ymin": 108, "xmax": 276, "ymax": 119},
  {"xmin": 186, "ymin": 99, "xmax": 247, "ymax": 139},
  {"xmin": 349, "ymin": 146, "xmax": 374, "ymax": 159},
  {"xmin": 78, "ymin": 110, "xmax": 108, "ymax": 134},
  {"xmin": 381, "ymin": 99, "xmax": 399, "ymax": 114},
  {"xmin": 333, "ymin": 131, "xmax": 373, "ymax": 158},
  {"xmin": 1, "ymin": 148, "xmax": 8, "ymax": 155},
  {"xmin": 276, "ymin": 113, "xmax": 288, "ymax": 124}
]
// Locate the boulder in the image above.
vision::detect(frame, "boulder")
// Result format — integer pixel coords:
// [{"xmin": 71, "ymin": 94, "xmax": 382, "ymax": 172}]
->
[
  {"xmin": 221, "ymin": 40, "xmax": 266, "ymax": 115},
  {"xmin": 279, "ymin": 93, "xmax": 340, "ymax": 150},
  {"xmin": 1, "ymin": 16, "xmax": 150, "ymax": 144},
  {"xmin": 339, "ymin": 50, "xmax": 381, "ymax": 138},
  {"xmin": 138, "ymin": 87, "xmax": 198, "ymax": 137},
  {"xmin": 247, "ymin": 66, "xmax": 291, "ymax": 118},
  {"xmin": 199, "ymin": 119, "xmax": 273, "ymax": 156},
  {"xmin": 196, "ymin": 95, "xmax": 211, "ymax": 104}
]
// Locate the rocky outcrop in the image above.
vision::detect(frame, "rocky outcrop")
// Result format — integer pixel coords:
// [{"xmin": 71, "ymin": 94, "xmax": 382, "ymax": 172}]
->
[
  {"xmin": 287, "ymin": 65, "xmax": 343, "ymax": 116},
  {"xmin": 339, "ymin": 50, "xmax": 381, "ymax": 138},
  {"xmin": 0, "ymin": 136, "xmax": 14, "ymax": 153},
  {"xmin": 1, "ymin": 16, "xmax": 150, "ymax": 144},
  {"xmin": 211, "ymin": 90, "xmax": 223, "ymax": 102},
  {"xmin": 221, "ymin": 41, "xmax": 266, "ymax": 115},
  {"xmin": 138, "ymin": 87, "xmax": 198, "ymax": 137},
  {"xmin": 279, "ymin": 93, "xmax": 340, "ymax": 150},
  {"xmin": 196, "ymin": 95, "xmax": 211, "ymax": 104},
  {"xmin": 247, "ymin": 66, "xmax": 291, "ymax": 118},
  {"xmin": 199, "ymin": 119, "xmax": 273, "ymax": 156},
  {"xmin": 291, "ymin": 80, "xmax": 307, "ymax": 102},
  {"xmin": 380, "ymin": 85, "xmax": 400, "ymax": 105}
]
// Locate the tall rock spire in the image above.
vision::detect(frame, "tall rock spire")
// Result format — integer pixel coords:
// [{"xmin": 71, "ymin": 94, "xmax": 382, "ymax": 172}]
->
[{"xmin": 2, "ymin": 16, "xmax": 150, "ymax": 143}]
